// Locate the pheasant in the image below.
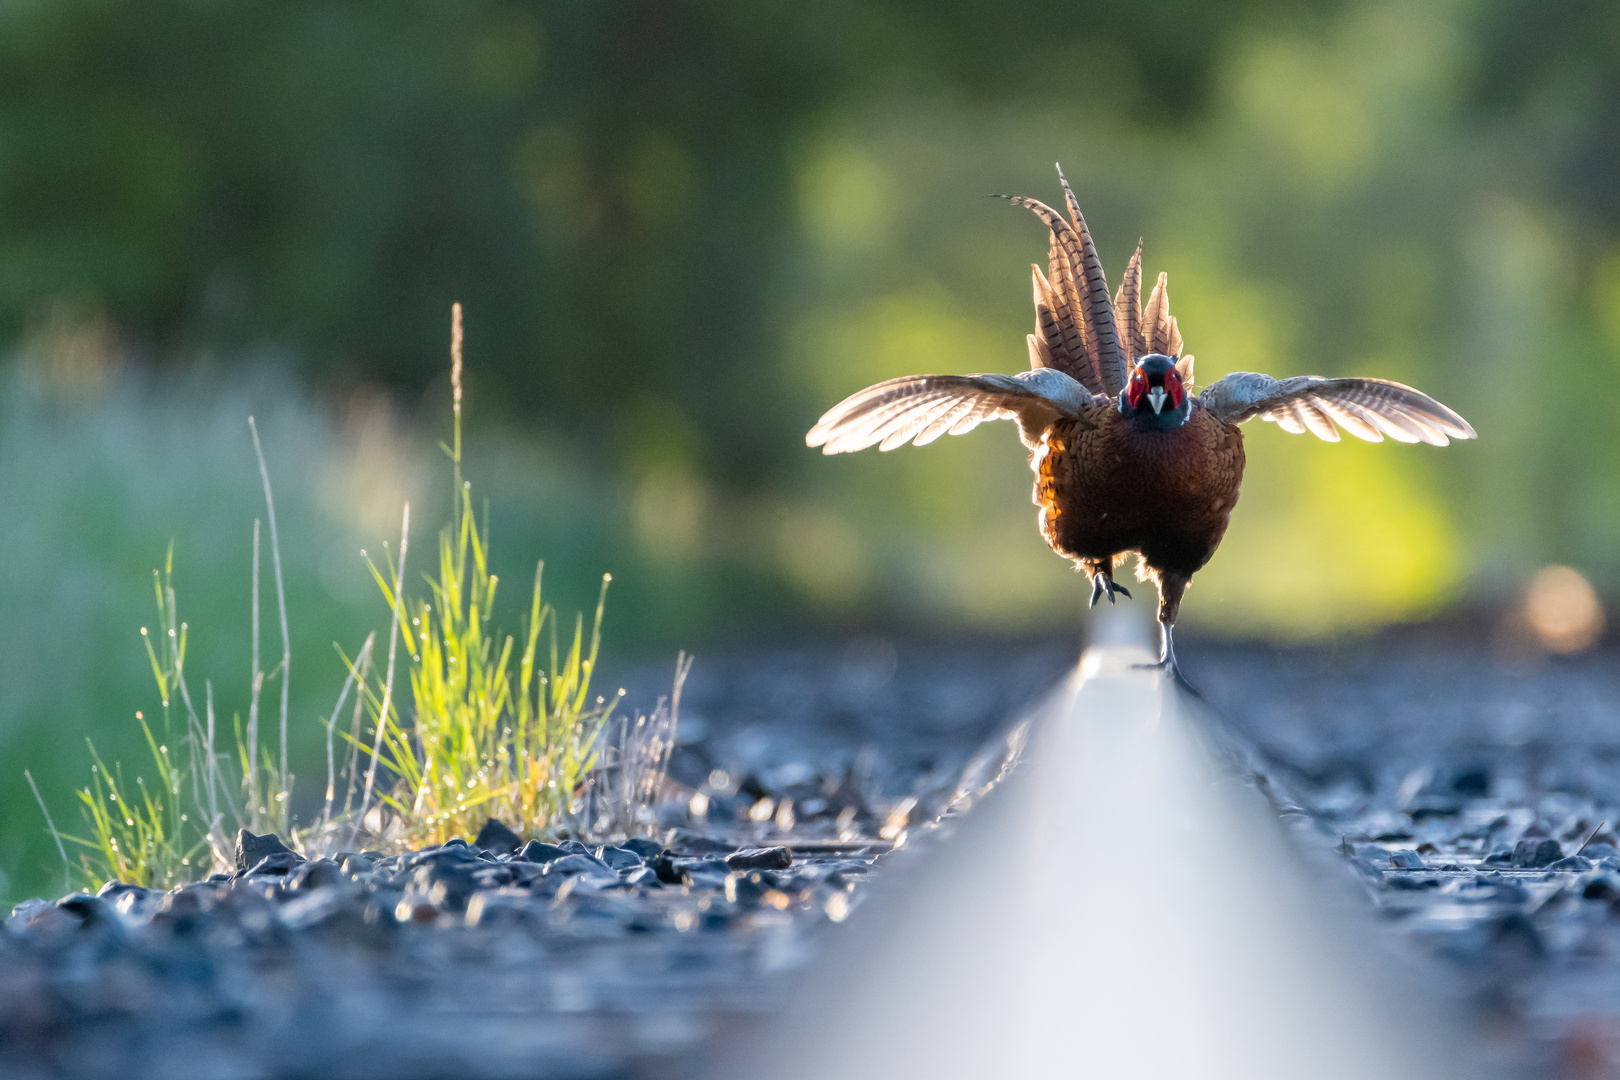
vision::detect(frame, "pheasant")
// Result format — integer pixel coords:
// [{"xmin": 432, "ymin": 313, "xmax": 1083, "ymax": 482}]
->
[{"xmin": 806, "ymin": 165, "xmax": 1476, "ymax": 678}]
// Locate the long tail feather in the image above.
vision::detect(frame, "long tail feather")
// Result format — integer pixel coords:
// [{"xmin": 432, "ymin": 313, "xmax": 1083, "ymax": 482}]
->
[{"xmin": 1114, "ymin": 240, "xmax": 1145, "ymax": 361}]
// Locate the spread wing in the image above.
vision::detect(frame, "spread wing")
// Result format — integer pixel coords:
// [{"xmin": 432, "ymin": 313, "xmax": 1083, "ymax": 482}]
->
[
  {"xmin": 1199, "ymin": 372, "xmax": 1476, "ymax": 446},
  {"xmin": 807, "ymin": 368, "xmax": 1100, "ymax": 455},
  {"xmin": 1005, "ymin": 167, "xmax": 1128, "ymax": 398}
]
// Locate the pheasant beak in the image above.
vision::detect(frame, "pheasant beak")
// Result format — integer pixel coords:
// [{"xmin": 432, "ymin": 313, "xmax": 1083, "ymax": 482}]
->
[{"xmin": 1147, "ymin": 386, "xmax": 1168, "ymax": 414}]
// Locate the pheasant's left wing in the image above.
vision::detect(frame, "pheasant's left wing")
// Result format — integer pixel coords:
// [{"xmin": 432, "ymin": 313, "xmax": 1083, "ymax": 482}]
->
[
  {"xmin": 807, "ymin": 368, "xmax": 1100, "ymax": 455},
  {"xmin": 1199, "ymin": 372, "xmax": 1476, "ymax": 446}
]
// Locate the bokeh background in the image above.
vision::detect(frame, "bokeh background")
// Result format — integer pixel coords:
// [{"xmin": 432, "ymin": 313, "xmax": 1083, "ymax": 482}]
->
[{"xmin": 2, "ymin": 0, "xmax": 1616, "ymax": 899}]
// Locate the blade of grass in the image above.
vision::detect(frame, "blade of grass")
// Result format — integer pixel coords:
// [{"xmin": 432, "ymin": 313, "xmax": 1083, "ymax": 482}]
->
[
  {"xmin": 322, "ymin": 634, "xmax": 374, "ymax": 831},
  {"xmin": 247, "ymin": 517, "xmax": 262, "ymax": 829},
  {"xmin": 248, "ymin": 416, "xmax": 292, "ymax": 830},
  {"xmin": 359, "ymin": 502, "xmax": 410, "ymax": 843},
  {"xmin": 25, "ymin": 768, "xmax": 71, "ymax": 895}
]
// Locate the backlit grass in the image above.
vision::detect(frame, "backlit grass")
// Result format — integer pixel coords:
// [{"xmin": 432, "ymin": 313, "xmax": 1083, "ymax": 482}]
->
[
  {"xmin": 350, "ymin": 308, "xmax": 618, "ymax": 847},
  {"xmin": 55, "ymin": 305, "xmax": 626, "ymax": 890}
]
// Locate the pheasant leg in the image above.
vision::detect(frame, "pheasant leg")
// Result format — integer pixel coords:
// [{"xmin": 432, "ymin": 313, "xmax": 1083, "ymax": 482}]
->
[
  {"xmin": 1129, "ymin": 572, "xmax": 1199, "ymax": 693},
  {"xmin": 1130, "ymin": 622, "xmax": 1199, "ymax": 693}
]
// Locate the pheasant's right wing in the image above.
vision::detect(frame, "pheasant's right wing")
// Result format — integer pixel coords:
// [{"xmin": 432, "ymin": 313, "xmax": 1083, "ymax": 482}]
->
[
  {"xmin": 807, "ymin": 368, "xmax": 1099, "ymax": 455},
  {"xmin": 1199, "ymin": 372, "xmax": 1476, "ymax": 446}
]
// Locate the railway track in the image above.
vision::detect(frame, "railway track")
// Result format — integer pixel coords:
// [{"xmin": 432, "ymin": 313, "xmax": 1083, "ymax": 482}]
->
[{"xmin": 760, "ymin": 627, "xmax": 1479, "ymax": 1078}]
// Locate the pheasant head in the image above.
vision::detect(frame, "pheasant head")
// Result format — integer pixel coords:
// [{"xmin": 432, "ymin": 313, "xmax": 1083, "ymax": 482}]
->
[{"xmin": 1120, "ymin": 354, "xmax": 1193, "ymax": 428}]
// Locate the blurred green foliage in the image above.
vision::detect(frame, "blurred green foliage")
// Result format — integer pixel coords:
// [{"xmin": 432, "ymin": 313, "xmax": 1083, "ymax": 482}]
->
[{"xmin": 4, "ymin": 0, "xmax": 1620, "ymax": 898}]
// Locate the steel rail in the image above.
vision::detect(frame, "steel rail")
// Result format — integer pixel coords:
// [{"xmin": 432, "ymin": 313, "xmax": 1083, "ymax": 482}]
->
[{"xmin": 751, "ymin": 618, "xmax": 1482, "ymax": 1080}]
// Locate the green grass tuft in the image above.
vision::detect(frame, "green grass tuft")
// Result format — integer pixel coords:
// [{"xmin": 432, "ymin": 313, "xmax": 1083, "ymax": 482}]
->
[
  {"xmin": 52, "ymin": 304, "xmax": 628, "ymax": 891},
  {"xmin": 347, "ymin": 305, "xmax": 617, "ymax": 849}
]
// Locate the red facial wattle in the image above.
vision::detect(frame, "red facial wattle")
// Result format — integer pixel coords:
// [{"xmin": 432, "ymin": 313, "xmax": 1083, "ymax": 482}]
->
[{"xmin": 1126, "ymin": 366, "xmax": 1184, "ymax": 414}]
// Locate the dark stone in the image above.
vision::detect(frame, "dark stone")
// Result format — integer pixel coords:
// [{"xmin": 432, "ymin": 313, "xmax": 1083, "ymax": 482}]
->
[
  {"xmin": 516, "ymin": 841, "xmax": 570, "ymax": 864},
  {"xmin": 236, "ymin": 829, "xmax": 300, "ymax": 874},
  {"xmin": 339, "ymin": 853, "xmax": 375, "ymax": 875},
  {"xmin": 9, "ymin": 897, "xmax": 48, "ymax": 923},
  {"xmin": 56, "ymin": 894, "xmax": 118, "ymax": 927},
  {"xmin": 1389, "ymin": 850, "xmax": 1425, "ymax": 869},
  {"xmin": 245, "ymin": 852, "xmax": 303, "ymax": 876},
  {"xmin": 620, "ymin": 866, "xmax": 663, "ymax": 888},
  {"xmin": 96, "ymin": 880, "xmax": 149, "ymax": 901},
  {"xmin": 474, "ymin": 818, "xmax": 523, "ymax": 855},
  {"xmin": 441, "ymin": 837, "xmax": 469, "ymax": 848},
  {"xmin": 470, "ymin": 864, "xmax": 517, "ymax": 889},
  {"xmin": 558, "ymin": 840, "xmax": 591, "ymax": 855},
  {"xmin": 1584, "ymin": 875, "xmax": 1620, "ymax": 901},
  {"xmin": 621, "ymin": 838, "xmax": 664, "ymax": 861},
  {"xmin": 1512, "ymin": 838, "xmax": 1563, "ymax": 868},
  {"xmin": 725, "ymin": 872, "xmax": 769, "ymax": 905},
  {"xmin": 673, "ymin": 858, "xmax": 732, "ymax": 887},
  {"xmin": 542, "ymin": 854, "xmax": 616, "ymax": 878},
  {"xmin": 667, "ymin": 832, "xmax": 735, "ymax": 857},
  {"xmin": 1407, "ymin": 796, "xmax": 1461, "ymax": 820},
  {"xmin": 402, "ymin": 845, "xmax": 480, "ymax": 872},
  {"xmin": 413, "ymin": 864, "xmax": 479, "ymax": 910},
  {"xmin": 1387, "ymin": 876, "xmax": 1442, "ymax": 890},
  {"xmin": 1450, "ymin": 768, "xmax": 1490, "ymax": 796},
  {"xmin": 1482, "ymin": 850, "xmax": 1515, "ymax": 867},
  {"xmin": 757, "ymin": 869, "xmax": 793, "ymax": 889},
  {"xmin": 727, "ymin": 847, "xmax": 792, "ymax": 871},
  {"xmin": 97, "ymin": 882, "xmax": 160, "ymax": 919},
  {"xmin": 595, "ymin": 846, "xmax": 643, "ymax": 871},
  {"xmin": 288, "ymin": 859, "xmax": 346, "ymax": 891}
]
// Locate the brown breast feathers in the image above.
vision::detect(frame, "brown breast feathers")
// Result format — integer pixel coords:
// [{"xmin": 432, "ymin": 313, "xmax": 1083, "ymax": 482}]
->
[{"xmin": 1032, "ymin": 402, "xmax": 1246, "ymax": 578}]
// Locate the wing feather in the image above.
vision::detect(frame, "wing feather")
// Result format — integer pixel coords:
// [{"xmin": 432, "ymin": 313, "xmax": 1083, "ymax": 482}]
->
[
  {"xmin": 808, "ymin": 369, "xmax": 1098, "ymax": 455},
  {"xmin": 1295, "ymin": 400, "xmax": 1341, "ymax": 442},
  {"xmin": 1313, "ymin": 397, "xmax": 1384, "ymax": 442},
  {"xmin": 916, "ymin": 396, "xmax": 984, "ymax": 446},
  {"xmin": 1200, "ymin": 372, "xmax": 1475, "ymax": 446},
  {"xmin": 1273, "ymin": 408, "xmax": 1307, "ymax": 435},
  {"xmin": 877, "ymin": 392, "xmax": 969, "ymax": 451}
]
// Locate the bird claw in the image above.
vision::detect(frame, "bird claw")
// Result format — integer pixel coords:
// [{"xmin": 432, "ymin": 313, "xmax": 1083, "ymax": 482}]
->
[{"xmin": 1087, "ymin": 573, "xmax": 1132, "ymax": 609}]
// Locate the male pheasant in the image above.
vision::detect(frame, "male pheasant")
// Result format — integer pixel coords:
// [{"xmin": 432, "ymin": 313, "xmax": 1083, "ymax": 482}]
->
[{"xmin": 806, "ymin": 166, "xmax": 1476, "ymax": 678}]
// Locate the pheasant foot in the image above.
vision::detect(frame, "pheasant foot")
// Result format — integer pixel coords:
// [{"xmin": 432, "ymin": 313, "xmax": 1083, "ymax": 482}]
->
[
  {"xmin": 1132, "ymin": 622, "xmax": 1201, "ymax": 697},
  {"xmin": 1087, "ymin": 573, "xmax": 1133, "ymax": 609}
]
